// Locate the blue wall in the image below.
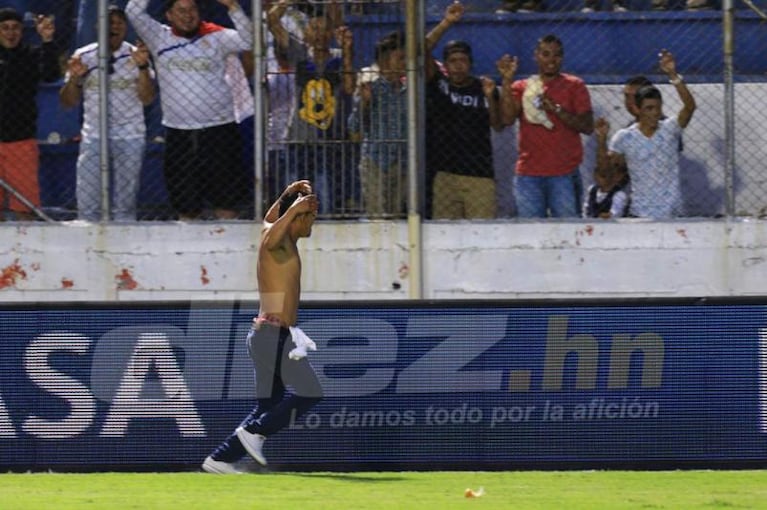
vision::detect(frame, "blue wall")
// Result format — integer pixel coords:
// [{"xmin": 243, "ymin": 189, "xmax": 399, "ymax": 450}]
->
[
  {"xmin": 1, "ymin": 299, "xmax": 766, "ymax": 471},
  {"xmin": 349, "ymin": 10, "xmax": 761, "ymax": 81}
]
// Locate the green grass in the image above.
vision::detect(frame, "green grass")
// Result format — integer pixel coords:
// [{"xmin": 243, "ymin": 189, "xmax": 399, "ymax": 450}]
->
[{"xmin": 1, "ymin": 470, "xmax": 766, "ymax": 509}]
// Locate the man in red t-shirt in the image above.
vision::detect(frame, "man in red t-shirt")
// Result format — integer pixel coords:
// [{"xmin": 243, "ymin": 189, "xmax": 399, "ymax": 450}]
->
[{"xmin": 498, "ymin": 34, "xmax": 594, "ymax": 218}]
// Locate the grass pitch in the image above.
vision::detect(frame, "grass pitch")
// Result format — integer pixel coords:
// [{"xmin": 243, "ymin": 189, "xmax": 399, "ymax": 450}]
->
[{"xmin": 1, "ymin": 470, "xmax": 766, "ymax": 509}]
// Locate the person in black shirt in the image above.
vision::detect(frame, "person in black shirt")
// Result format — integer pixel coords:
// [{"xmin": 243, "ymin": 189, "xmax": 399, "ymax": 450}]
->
[
  {"xmin": 0, "ymin": 8, "xmax": 61, "ymax": 220},
  {"xmin": 424, "ymin": 1, "xmax": 503, "ymax": 219}
]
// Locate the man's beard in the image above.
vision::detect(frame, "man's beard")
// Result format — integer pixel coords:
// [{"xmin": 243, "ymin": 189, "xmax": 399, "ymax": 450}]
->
[{"xmin": 176, "ymin": 26, "xmax": 199, "ymax": 38}]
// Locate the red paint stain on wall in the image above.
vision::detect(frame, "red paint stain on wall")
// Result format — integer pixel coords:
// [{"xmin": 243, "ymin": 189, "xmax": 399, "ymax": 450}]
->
[
  {"xmin": 200, "ymin": 266, "xmax": 210, "ymax": 285},
  {"xmin": 676, "ymin": 228, "xmax": 688, "ymax": 239},
  {"xmin": 115, "ymin": 268, "xmax": 139, "ymax": 290},
  {"xmin": 0, "ymin": 260, "xmax": 27, "ymax": 289},
  {"xmin": 61, "ymin": 278, "xmax": 74, "ymax": 289},
  {"xmin": 584, "ymin": 225, "xmax": 594, "ymax": 236}
]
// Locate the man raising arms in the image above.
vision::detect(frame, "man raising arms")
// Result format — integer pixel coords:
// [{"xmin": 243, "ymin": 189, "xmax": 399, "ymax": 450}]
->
[
  {"xmin": 596, "ymin": 50, "xmax": 695, "ymax": 219},
  {"xmin": 498, "ymin": 34, "xmax": 594, "ymax": 218},
  {"xmin": 203, "ymin": 180, "xmax": 323, "ymax": 473},
  {"xmin": 126, "ymin": 0, "xmax": 253, "ymax": 220}
]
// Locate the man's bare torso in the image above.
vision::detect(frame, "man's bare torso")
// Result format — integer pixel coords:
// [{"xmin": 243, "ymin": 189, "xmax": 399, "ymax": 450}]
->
[{"xmin": 256, "ymin": 233, "xmax": 301, "ymax": 327}]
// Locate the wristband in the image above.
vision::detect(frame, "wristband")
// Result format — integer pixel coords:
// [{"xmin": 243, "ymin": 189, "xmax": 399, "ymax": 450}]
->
[{"xmin": 669, "ymin": 73, "xmax": 683, "ymax": 85}]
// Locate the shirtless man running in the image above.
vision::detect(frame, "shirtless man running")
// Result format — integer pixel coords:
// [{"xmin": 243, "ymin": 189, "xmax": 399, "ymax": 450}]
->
[{"xmin": 202, "ymin": 180, "xmax": 323, "ymax": 473}]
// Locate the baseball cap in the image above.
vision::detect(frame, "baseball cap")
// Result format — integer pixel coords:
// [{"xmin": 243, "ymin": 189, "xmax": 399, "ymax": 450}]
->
[
  {"xmin": 0, "ymin": 8, "xmax": 23, "ymax": 24},
  {"xmin": 443, "ymin": 39, "xmax": 473, "ymax": 62}
]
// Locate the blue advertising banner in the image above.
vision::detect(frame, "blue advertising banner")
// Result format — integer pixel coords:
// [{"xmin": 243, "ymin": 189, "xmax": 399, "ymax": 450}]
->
[{"xmin": 1, "ymin": 300, "xmax": 766, "ymax": 470}]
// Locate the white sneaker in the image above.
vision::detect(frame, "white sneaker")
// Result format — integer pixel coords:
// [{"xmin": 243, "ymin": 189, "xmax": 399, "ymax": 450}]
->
[
  {"xmin": 236, "ymin": 427, "xmax": 268, "ymax": 466},
  {"xmin": 201, "ymin": 456, "xmax": 242, "ymax": 474}
]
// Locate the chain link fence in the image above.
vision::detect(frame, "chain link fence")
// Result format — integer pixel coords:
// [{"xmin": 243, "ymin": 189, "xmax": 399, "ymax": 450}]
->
[{"xmin": 4, "ymin": 0, "xmax": 766, "ymax": 220}]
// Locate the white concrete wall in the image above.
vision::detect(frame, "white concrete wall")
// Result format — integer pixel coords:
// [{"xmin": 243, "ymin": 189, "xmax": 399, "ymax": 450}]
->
[
  {"xmin": 4, "ymin": 85, "xmax": 765, "ymax": 303},
  {"xmin": 0, "ymin": 219, "xmax": 765, "ymax": 302}
]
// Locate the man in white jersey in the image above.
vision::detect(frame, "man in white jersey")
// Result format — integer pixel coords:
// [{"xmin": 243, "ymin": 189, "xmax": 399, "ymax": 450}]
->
[
  {"xmin": 126, "ymin": 0, "xmax": 253, "ymax": 220},
  {"xmin": 60, "ymin": 5, "xmax": 156, "ymax": 222},
  {"xmin": 596, "ymin": 49, "xmax": 696, "ymax": 219}
]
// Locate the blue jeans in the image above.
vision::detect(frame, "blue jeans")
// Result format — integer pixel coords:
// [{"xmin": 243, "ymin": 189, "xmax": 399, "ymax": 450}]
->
[
  {"xmin": 76, "ymin": 137, "xmax": 144, "ymax": 221},
  {"xmin": 209, "ymin": 325, "xmax": 322, "ymax": 463},
  {"xmin": 514, "ymin": 170, "xmax": 580, "ymax": 218}
]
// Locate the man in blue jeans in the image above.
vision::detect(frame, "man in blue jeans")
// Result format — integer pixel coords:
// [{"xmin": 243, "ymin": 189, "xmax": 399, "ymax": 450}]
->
[
  {"xmin": 498, "ymin": 34, "xmax": 594, "ymax": 218},
  {"xmin": 202, "ymin": 180, "xmax": 323, "ymax": 473}
]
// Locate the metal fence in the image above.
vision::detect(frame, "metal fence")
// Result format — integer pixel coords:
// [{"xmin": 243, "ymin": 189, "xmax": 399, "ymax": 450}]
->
[{"xmin": 3, "ymin": 0, "xmax": 766, "ymax": 221}]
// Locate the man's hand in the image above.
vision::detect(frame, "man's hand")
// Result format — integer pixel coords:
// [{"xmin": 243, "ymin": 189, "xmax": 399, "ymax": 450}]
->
[
  {"xmin": 130, "ymin": 40, "xmax": 151, "ymax": 67},
  {"xmin": 481, "ymin": 76, "xmax": 497, "ymax": 98},
  {"xmin": 595, "ymin": 117, "xmax": 610, "ymax": 140},
  {"xmin": 35, "ymin": 14, "xmax": 55, "ymax": 43},
  {"xmin": 540, "ymin": 95, "xmax": 557, "ymax": 113},
  {"xmin": 444, "ymin": 1, "xmax": 465, "ymax": 23},
  {"xmin": 335, "ymin": 25, "xmax": 353, "ymax": 52},
  {"xmin": 66, "ymin": 55, "xmax": 87, "ymax": 79},
  {"xmin": 284, "ymin": 180, "xmax": 313, "ymax": 197},
  {"xmin": 496, "ymin": 54, "xmax": 518, "ymax": 82},
  {"xmin": 658, "ymin": 49, "xmax": 677, "ymax": 76},
  {"xmin": 291, "ymin": 194, "xmax": 319, "ymax": 215},
  {"xmin": 268, "ymin": 0, "xmax": 290, "ymax": 19}
]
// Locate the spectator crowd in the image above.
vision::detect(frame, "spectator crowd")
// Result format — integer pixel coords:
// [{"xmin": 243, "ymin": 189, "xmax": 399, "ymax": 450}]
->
[{"xmin": 0, "ymin": 0, "xmax": 702, "ymax": 222}]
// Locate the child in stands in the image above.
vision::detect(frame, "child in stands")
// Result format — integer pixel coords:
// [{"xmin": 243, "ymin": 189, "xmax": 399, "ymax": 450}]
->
[{"xmin": 582, "ymin": 162, "xmax": 629, "ymax": 219}]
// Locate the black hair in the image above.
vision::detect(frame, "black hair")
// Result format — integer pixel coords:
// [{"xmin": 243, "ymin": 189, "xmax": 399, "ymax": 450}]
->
[
  {"xmin": 537, "ymin": 34, "xmax": 564, "ymax": 54},
  {"xmin": 634, "ymin": 84, "xmax": 662, "ymax": 108},
  {"xmin": 442, "ymin": 39, "xmax": 473, "ymax": 63},
  {"xmin": 374, "ymin": 30, "xmax": 405, "ymax": 62},
  {"xmin": 278, "ymin": 192, "xmax": 302, "ymax": 217},
  {"xmin": 624, "ymin": 75, "xmax": 653, "ymax": 87},
  {"xmin": 164, "ymin": 0, "xmax": 193, "ymax": 13}
]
